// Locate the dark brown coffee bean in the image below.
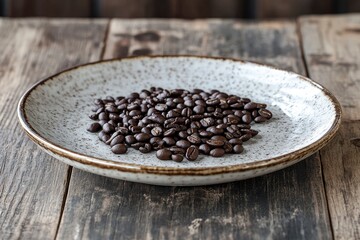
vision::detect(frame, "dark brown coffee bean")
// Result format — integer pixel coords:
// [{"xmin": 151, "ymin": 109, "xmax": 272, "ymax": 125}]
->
[
  {"xmin": 172, "ymin": 154, "xmax": 184, "ymax": 162},
  {"xmin": 240, "ymin": 133, "xmax": 252, "ymax": 142},
  {"xmin": 155, "ymin": 103, "xmax": 168, "ymax": 111},
  {"xmin": 190, "ymin": 121, "xmax": 202, "ymax": 129},
  {"xmin": 139, "ymin": 143, "xmax": 152, "ymax": 153},
  {"xmin": 241, "ymin": 128, "xmax": 259, "ymax": 136},
  {"xmin": 257, "ymin": 103, "xmax": 267, "ymax": 108},
  {"xmin": 89, "ymin": 113, "xmax": 98, "ymax": 120},
  {"xmin": 106, "ymin": 105, "xmax": 119, "ymax": 113},
  {"xmin": 210, "ymin": 148, "xmax": 225, "ymax": 157},
  {"xmin": 110, "ymin": 135, "xmax": 125, "ymax": 147},
  {"xmin": 129, "ymin": 110, "xmax": 141, "ymax": 117},
  {"xmin": 229, "ymin": 138, "xmax": 243, "ymax": 145},
  {"xmin": 103, "ymin": 123, "xmax": 115, "ymax": 133},
  {"xmin": 242, "ymin": 114, "xmax": 252, "ymax": 124},
  {"xmin": 252, "ymin": 110, "xmax": 259, "ymax": 118},
  {"xmin": 254, "ymin": 116, "xmax": 267, "ymax": 123},
  {"xmin": 131, "ymin": 142, "xmax": 145, "ymax": 150},
  {"xmin": 169, "ymin": 146, "xmax": 185, "ymax": 154},
  {"xmin": 185, "ymin": 145, "xmax": 199, "ymax": 161},
  {"xmin": 127, "ymin": 103, "xmax": 140, "ymax": 110},
  {"xmin": 87, "ymin": 122, "xmax": 101, "ymax": 132},
  {"xmin": 199, "ymin": 144, "xmax": 211, "ymax": 155},
  {"xmin": 125, "ymin": 135, "xmax": 136, "ymax": 144},
  {"xmin": 111, "ymin": 144, "xmax": 127, "ymax": 154},
  {"xmin": 156, "ymin": 149, "xmax": 172, "ymax": 160},
  {"xmin": 187, "ymin": 128, "xmax": 198, "ymax": 135},
  {"xmin": 224, "ymin": 115, "xmax": 240, "ymax": 124},
  {"xmin": 193, "ymin": 105, "xmax": 205, "ymax": 114},
  {"xmin": 141, "ymin": 127, "xmax": 152, "ymax": 134},
  {"xmin": 163, "ymin": 128, "xmax": 176, "ymax": 137},
  {"xmin": 230, "ymin": 103, "xmax": 244, "ymax": 109},
  {"xmin": 211, "ymin": 135, "xmax": 227, "ymax": 142},
  {"xmin": 166, "ymin": 109, "xmax": 181, "ymax": 118},
  {"xmin": 200, "ymin": 117, "xmax": 215, "ymax": 127},
  {"xmin": 151, "ymin": 126, "xmax": 163, "ymax": 136},
  {"xmin": 233, "ymin": 144, "xmax": 244, "ymax": 153},
  {"xmin": 258, "ymin": 108, "xmax": 273, "ymax": 119},
  {"xmin": 207, "ymin": 126, "xmax": 224, "ymax": 135},
  {"xmin": 224, "ymin": 132, "xmax": 234, "ymax": 139},
  {"xmin": 98, "ymin": 112, "xmax": 109, "ymax": 121},
  {"xmin": 178, "ymin": 131, "xmax": 188, "ymax": 139},
  {"xmin": 184, "ymin": 100, "xmax": 195, "ymax": 107},
  {"xmin": 244, "ymin": 102, "xmax": 257, "ymax": 110},
  {"xmin": 206, "ymin": 139, "xmax": 225, "ymax": 147},
  {"xmin": 224, "ymin": 142, "xmax": 233, "ymax": 153},
  {"xmin": 148, "ymin": 114, "xmax": 165, "ymax": 124},
  {"xmin": 206, "ymin": 98, "xmax": 220, "ymax": 106},
  {"xmin": 187, "ymin": 134, "xmax": 201, "ymax": 144},
  {"xmin": 176, "ymin": 140, "xmax": 191, "ymax": 149},
  {"xmin": 199, "ymin": 131, "xmax": 213, "ymax": 137},
  {"xmin": 233, "ymin": 110, "xmax": 244, "ymax": 117},
  {"xmin": 163, "ymin": 137, "xmax": 176, "ymax": 146},
  {"xmin": 135, "ymin": 133, "xmax": 151, "ymax": 142}
]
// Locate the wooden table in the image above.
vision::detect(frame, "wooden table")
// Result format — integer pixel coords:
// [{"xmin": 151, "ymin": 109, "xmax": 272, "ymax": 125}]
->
[{"xmin": 0, "ymin": 14, "xmax": 359, "ymax": 239}]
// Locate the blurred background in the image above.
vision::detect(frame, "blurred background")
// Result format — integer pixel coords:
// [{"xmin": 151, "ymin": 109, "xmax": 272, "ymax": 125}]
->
[{"xmin": 0, "ymin": 0, "xmax": 359, "ymax": 18}]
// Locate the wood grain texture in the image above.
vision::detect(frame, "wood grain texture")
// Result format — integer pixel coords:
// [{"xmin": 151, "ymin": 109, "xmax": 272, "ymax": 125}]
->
[
  {"xmin": 9, "ymin": 0, "xmax": 90, "ymax": 17},
  {"xmin": 300, "ymin": 14, "xmax": 360, "ymax": 240},
  {"xmin": 99, "ymin": 0, "xmax": 156, "ymax": 18},
  {"xmin": 0, "ymin": 19, "xmax": 107, "ymax": 239},
  {"xmin": 57, "ymin": 19, "xmax": 332, "ymax": 239}
]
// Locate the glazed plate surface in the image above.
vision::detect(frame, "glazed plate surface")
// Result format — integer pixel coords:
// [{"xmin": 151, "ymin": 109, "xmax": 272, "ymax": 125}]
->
[{"xmin": 18, "ymin": 56, "xmax": 341, "ymax": 186}]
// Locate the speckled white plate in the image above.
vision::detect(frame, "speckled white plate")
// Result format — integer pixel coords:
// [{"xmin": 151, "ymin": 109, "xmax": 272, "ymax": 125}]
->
[{"xmin": 18, "ymin": 56, "xmax": 341, "ymax": 186}]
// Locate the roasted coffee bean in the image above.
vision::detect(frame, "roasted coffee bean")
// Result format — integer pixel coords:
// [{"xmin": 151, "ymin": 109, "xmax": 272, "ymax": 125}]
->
[
  {"xmin": 207, "ymin": 126, "xmax": 224, "ymax": 135},
  {"xmin": 106, "ymin": 105, "xmax": 119, "ymax": 113},
  {"xmin": 110, "ymin": 135, "xmax": 125, "ymax": 147},
  {"xmin": 148, "ymin": 114, "xmax": 165, "ymax": 124},
  {"xmin": 129, "ymin": 125, "xmax": 141, "ymax": 133},
  {"xmin": 200, "ymin": 117, "xmax": 215, "ymax": 127},
  {"xmin": 163, "ymin": 137, "xmax": 176, "ymax": 146},
  {"xmin": 172, "ymin": 154, "xmax": 184, "ymax": 162},
  {"xmin": 162, "ymin": 128, "xmax": 175, "ymax": 137},
  {"xmin": 135, "ymin": 133, "xmax": 151, "ymax": 142},
  {"xmin": 187, "ymin": 134, "xmax": 202, "ymax": 144},
  {"xmin": 118, "ymin": 127, "xmax": 129, "ymax": 135},
  {"xmin": 181, "ymin": 107, "xmax": 192, "ymax": 117},
  {"xmin": 103, "ymin": 123, "xmax": 115, "ymax": 133},
  {"xmin": 155, "ymin": 103, "xmax": 168, "ymax": 111},
  {"xmin": 224, "ymin": 115, "xmax": 240, "ymax": 124},
  {"xmin": 89, "ymin": 113, "xmax": 98, "ymax": 120},
  {"xmin": 241, "ymin": 128, "xmax": 259, "ymax": 136},
  {"xmin": 199, "ymin": 144, "xmax": 211, "ymax": 155},
  {"xmin": 206, "ymin": 98, "xmax": 220, "ymax": 106},
  {"xmin": 258, "ymin": 108, "xmax": 272, "ymax": 119},
  {"xmin": 242, "ymin": 114, "xmax": 252, "ymax": 124},
  {"xmin": 211, "ymin": 135, "xmax": 227, "ymax": 142},
  {"xmin": 169, "ymin": 146, "xmax": 185, "ymax": 154},
  {"xmin": 199, "ymin": 130, "xmax": 213, "ymax": 137},
  {"xmin": 229, "ymin": 138, "xmax": 243, "ymax": 145},
  {"xmin": 210, "ymin": 148, "xmax": 225, "ymax": 157},
  {"xmin": 125, "ymin": 135, "xmax": 136, "ymax": 144},
  {"xmin": 193, "ymin": 105, "xmax": 205, "ymax": 114},
  {"xmin": 98, "ymin": 112, "xmax": 109, "ymax": 121},
  {"xmin": 151, "ymin": 126, "xmax": 163, "ymax": 136},
  {"xmin": 176, "ymin": 140, "xmax": 191, "ymax": 149},
  {"xmin": 252, "ymin": 110, "xmax": 259, "ymax": 118},
  {"xmin": 142, "ymin": 127, "xmax": 152, "ymax": 134},
  {"xmin": 224, "ymin": 132, "xmax": 234, "ymax": 139},
  {"xmin": 129, "ymin": 110, "xmax": 141, "ymax": 117},
  {"xmin": 233, "ymin": 144, "xmax": 244, "ymax": 153},
  {"xmin": 166, "ymin": 109, "xmax": 181, "ymax": 118},
  {"xmin": 111, "ymin": 144, "xmax": 127, "ymax": 154},
  {"xmin": 178, "ymin": 131, "xmax": 188, "ymax": 139},
  {"xmin": 98, "ymin": 120, "xmax": 107, "ymax": 126},
  {"xmin": 185, "ymin": 145, "xmax": 199, "ymax": 161},
  {"xmin": 224, "ymin": 142, "xmax": 233, "ymax": 153},
  {"xmin": 156, "ymin": 149, "xmax": 172, "ymax": 160},
  {"xmin": 206, "ymin": 139, "xmax": 225, "ymax": 147},
  {"xmin": 240, "ymin": 133, "xmax": 252, "ymax": 142},
  {"xmin": 254, "ymin": 116, "xmax": 267, "ymax": 123},
  {"xmin": 131, "ymin": 142, "xmax": 145, "ymax": 150},
  {"xmin": 244, "ymin": 102, "xmax": 257, "ymax": 110},
  {"xmin": 190, "ymin": 121, "xmax": 202, "ymax": 129},
  {"xmin": 139, "ymin": 143, "xmax": 152, "ymax": 153},
  {"xmin": 87, "ymin": 122, "xmax": 101, "ymax": 132},
  {"xmin": 187, "ymin": 128, "xmax": 198, "ymax": 135},
  {"xmin": 184, "ymin": 100, "xmax": 195, "ymax": 107}
]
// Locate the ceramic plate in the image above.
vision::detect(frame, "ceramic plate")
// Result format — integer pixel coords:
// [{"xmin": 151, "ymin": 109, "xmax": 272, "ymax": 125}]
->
[{"xmin": 18, "ymin": 56, "xmax": 341, "ymax": 186}]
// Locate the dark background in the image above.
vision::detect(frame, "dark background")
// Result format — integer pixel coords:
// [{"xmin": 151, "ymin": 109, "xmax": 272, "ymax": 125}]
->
[{"xmin": 0, "ymin": 0, "xmax": 359, "ymax": 18}]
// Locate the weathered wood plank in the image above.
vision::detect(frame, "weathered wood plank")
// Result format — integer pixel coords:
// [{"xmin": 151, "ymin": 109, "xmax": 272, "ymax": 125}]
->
[
  {"xmin": 0, "ymin": 19, "xmax": 108, "ymax": 239},
  {"xmin": 57, "ymin": 19, "xmax": 332, "ymax": 239},
  {"xmin": 300, "ymin": 14, "xmax": 360, "ymax": 240},
  {"xmin": 9, "ymin": 0, "xmax": 90, "ymax": 17}
]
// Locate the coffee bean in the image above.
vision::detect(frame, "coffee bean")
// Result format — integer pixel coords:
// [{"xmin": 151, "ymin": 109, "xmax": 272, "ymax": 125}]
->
[
  {"xmin": 199, "ymin": 130, "xmax": 213, "ymax": 137},
  {"xmin": 163, "ymin": 137, "xmax": 176, "ymax": 146},
  {"xmin": 187, "ymin": 134, "xmax": 202, "ymax": 144},
  {"xmin": 207, "ymin": 126, "xmax": 224, "ymax": 135},
  {"xmin": 199, "ymin": 144, "xmax": 211, "ymax": 155},
  {"xmin": 176, "ymin": 140, "xmax": 191, "ymax": 149},
  {"xmin": 139, "ymin": 143, "xmax": 152, "ymax": 153},
  {"xmin": 135, "ymin": 133, "xmax": 151, "ymax": 142},
  {"xmin": 242, "ymin": 114, "xmax": 252, "ymax": 124},
  {"xmin": 103, "ymin": 123, "xmax": 115, "ymax": 133},
  {"xmin": 206, "ymin": 139, "xmax": 225, "ymax": 147},
  {"xmin": 240, "ymin": 133, "xmax": 252, "ymax": 142},
  {"xmin": 224, "ymin": 142, "xmax": 233, "ymax": 153},
  {"xmin": 87, "ymin": 122, "xmax": 101, "ymax": 132},
  {"xmin": 110, "ymin": 135, "xmax": 125, "ymax": 147},
  {"xmin": 151, "ymin": 126, "xmax": 163, "ymax": 136},
  {"xmin": 172, "ymin": 154, "xmax": 184, "ymax": 162},
  {"xmin": 131, "ymin": 142, "xmax": 145, "ymax": 150},
  {"xmin": 98, "ymin": 112, "xmax": 109, "ymax": 121},
  {"xmin": 229, "ymin": 138, "xmax": 243, "ymax": 145},
  {"xmin": 206, "ymin": 98, "xmax": 220, "ymax": 106},
  {"xmin": 163, "ymin": 128, "xmax": 176, "ymax": 137},
  {"xmin": 200, "ymin": 117, "xmax": 215, "ymax": 127},
  {"xmin": 178, "ymin": 131, "xmax": 188, "ymax": 139},
  {"xmin": 254, "ymin": 116, "xmax": 267, "ymax": 123},
  {"xmin": 193, "ymin": 105, "xmax": 205, "ymax": 114},
  {"xmin": 125, "ymin": 135, "xmax": 136, "ymax": 144},
  {"xmin": 233, "ymin": 144, "xmax": 244, "ymax": 153},
  {"xmin": 258, "ymin": 108, "xmax": 272, "ymax": 119},
  {"xmin": 169, "ymin": 146, "xmax": 185, "ymax": 154},
  {"xmin": 210, "ymin": 148, "xmax": 225, "ymax": 157},
  {"xmin": 111, "ymin": 144, "xmax": 127, "ymax": 154},
  {"xmin": 156, "ymin": 149, "xmax": 172, "ymax": 160},
  {"xmin": 211, "ymin": 135, "xmax": 227, "ymax": 142},
  {"xmin": 244, "ymin": 102, "xmax": 257, "ymax": 110},
  {"xmin": 252, "ymin": 110, "xmax": 259, "ymax": 118},
  {"xmin": 185, "ymin": 145, "xmax": 199, "ymax": 161},
  {"xmin": 155, "ymin": 103, "xmax": 168, "ymax": 111}
]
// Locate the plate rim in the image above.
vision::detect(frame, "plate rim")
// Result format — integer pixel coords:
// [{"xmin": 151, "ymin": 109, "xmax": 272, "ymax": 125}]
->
[{"xmin": 17, "ymin": 55, "xmax": 342, "ymax": 176}]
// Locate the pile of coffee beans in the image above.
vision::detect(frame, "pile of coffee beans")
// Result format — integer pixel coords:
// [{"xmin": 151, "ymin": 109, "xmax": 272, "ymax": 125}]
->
[{"xmin": 87, "ymin": 87, "xmax": 272, "ymax": 162}]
